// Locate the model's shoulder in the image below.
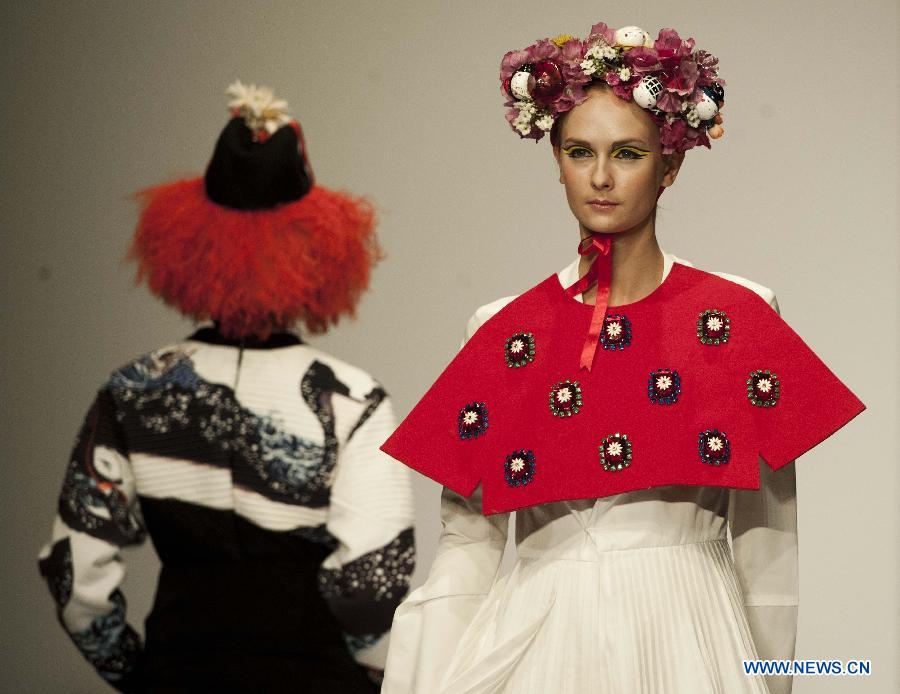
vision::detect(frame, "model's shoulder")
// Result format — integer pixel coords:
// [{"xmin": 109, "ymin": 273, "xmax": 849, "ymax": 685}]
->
[
  {"xmin": 464, "ymin": 294, "xmax": 519, "ymax": 342},
  {"xmin": 673, "ymin": 256, "xmax": 778, "ymax": 311}
]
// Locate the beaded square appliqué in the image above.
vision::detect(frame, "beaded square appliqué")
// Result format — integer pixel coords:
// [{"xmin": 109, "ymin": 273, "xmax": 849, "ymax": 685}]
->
[
  {"xmin": 599, "ymin": 433, "xmax": 632, "ymax": 472},
  {"xmin": 648, "ymin": 369, "xmax": 681, "ymax": 405},
  {"xmin": 698, "ymin": 429, "xmax": 730, "ymax": 465},
  {"xmin": 697, "ymin": 309, "xmax": 730, "ymax": 345},
  {"xmin": 549, "ymin": 380, "xmax": 583, "ymax": 417},
  {"xmin": 458, "ymin": 402, "xmax": 489, "ymax": 439},
  {"xmin": 599, "ymin": 314, "xmax": 632, "ymax": 350},
  {"xmin": 747, "ymin": 370, "xmax": 780, "ymax": 407},
  {"xmin": 505, "ymin": 449, "xmax": 535, "ymax": 487},
  {"xmin": 505, "ymin": 332, "xmax": 536, "ymax": 368}
]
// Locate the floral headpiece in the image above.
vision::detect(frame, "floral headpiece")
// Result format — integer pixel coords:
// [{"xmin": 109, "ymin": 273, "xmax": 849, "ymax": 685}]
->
[
  {"xmin": 226, "ymin": 79, "xmax": 293, "ymax": 142},
  {"xmin": 500, "ymin": 23, "xmax": 726, "ymax": 154}
]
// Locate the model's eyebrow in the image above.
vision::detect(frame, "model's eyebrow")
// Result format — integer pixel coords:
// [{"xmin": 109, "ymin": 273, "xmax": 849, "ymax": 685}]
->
[
  {"xmin": 562, "ymin": 138, "xmax": 651, "ymax": 149},
  {"xmin": 611, "ymin": 139, "xmax": 650, "ymax": 149}
]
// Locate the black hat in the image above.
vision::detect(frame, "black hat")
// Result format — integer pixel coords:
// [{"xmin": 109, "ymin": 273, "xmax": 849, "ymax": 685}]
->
[{"xmin": 203, "ymin": 81, "xmax": 313, "ymax": 210}]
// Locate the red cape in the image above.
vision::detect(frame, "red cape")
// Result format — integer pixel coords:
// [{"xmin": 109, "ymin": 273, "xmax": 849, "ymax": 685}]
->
[{"xmin": 382, "ymin": 263, "xmax": 865, "ymax": 514}]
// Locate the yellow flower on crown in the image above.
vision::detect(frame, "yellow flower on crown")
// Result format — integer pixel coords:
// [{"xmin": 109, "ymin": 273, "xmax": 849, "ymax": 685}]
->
[{"xmin": 551, "ymin": 34, "xmax": 575, "ymax": 47}]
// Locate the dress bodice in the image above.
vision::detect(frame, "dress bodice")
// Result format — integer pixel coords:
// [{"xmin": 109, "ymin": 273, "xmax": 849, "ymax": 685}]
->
[{"xmin": 515, "ymin": 487, "xmax": 729, "ymax": 561}]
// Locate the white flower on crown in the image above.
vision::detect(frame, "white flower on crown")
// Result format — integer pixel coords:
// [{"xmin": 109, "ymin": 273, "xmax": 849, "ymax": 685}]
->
[
  {"xmin": 227, "ymin": 79, "xmax": 291, "ymax": 136},
  {"xmin": 618, "ymin": 67, "xmax": 631, "ymax": 81},
  {"xmin": 515, "ymin": 100, "xmax": 537, "ymax": 116},
  {"xmin": 513, "ymin": 111, "xmax": 533, "ymax": 135},
  {"xmin": 535, "ymin": 113, "xmax": 555, "ymax": 132},
  {"xmin": 600, "ymin": 45, "xmax": 618, "ymax": 61},
  {"xmin": 682, "ymin": 103, "xmax": 701, "ymax": 128}
]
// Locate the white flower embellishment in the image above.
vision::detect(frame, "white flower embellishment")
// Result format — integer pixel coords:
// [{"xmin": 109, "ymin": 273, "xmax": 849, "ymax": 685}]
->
[
  {"xmin": 509, "ymin": 457, "xmax": 525, "ymax": 473},
  {"xmin": 510, "ymin": 339, "xmax": 525, "ymax": 354},
  {"xmin": 556, "ymin": 387, "xmax": 572, "ymax": 403},
  {"xmin": 606, "ymin": 321, "xmax": 623, "ymax": 338},
  {"xmin": 655, "ymin": 375, "xmax": 673, "ymax": 391},
  {"xmin": 707, "ymin": 436, "xmax": 724, "ymax": 452},
  {"xmin": 756, "ymin": 379, "xmax": 772, "ymax": 393},
  {"xmin": 226, "ymin": 79, "xmax": 291, "ymax": 137},
  {"xmin": 462, "ymin": 411, "xmax": 479, "ymax": 425},
  {"xmin": 606, "ymin": 441, "xmax": 623, "ymax": 457},
  {"xmin": 706, "ymin": 316, "xmax": 724, "ymax": 332}
]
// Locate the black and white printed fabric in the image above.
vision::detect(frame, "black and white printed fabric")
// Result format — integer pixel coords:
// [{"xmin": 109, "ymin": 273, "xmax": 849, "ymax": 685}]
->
[{"xmin": 39, "ymin": 328, "xmax": 415, "ymax": 692}]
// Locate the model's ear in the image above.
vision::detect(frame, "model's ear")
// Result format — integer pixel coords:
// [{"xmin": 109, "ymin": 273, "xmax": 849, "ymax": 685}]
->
[
  {"xmin": 661, "ymin": 151, "xmax": 685, "ymax": 188},
  {"xmin": 553, "ymin": 146, "xmax": 564, "ymax": 184}
]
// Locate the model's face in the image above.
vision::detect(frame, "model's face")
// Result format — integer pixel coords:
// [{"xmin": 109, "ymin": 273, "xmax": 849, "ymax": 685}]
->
[{"xmin": 553, "ymin": 87, "xmax": 682, "ymax": 236}]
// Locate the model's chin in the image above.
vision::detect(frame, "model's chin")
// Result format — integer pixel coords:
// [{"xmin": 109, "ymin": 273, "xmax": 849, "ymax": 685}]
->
[{"xmin": 577, "ymin": 210, "xmax": 629, "ymax": 235}]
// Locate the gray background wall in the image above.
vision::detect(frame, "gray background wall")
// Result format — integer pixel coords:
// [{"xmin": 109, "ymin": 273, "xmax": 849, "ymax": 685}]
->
[{"xmin": 2, "ymin": 1, "xmax": 897, "ymax": 691}]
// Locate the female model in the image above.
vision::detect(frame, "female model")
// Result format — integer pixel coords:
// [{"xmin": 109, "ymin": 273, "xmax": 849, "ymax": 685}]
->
[
  {"xmin": 38, "ymin": 82, "xmax": 414, "ymax": 692},
  {"xmin": 380, "ymin": 22, "xmax": 864, "ymax": 694}
]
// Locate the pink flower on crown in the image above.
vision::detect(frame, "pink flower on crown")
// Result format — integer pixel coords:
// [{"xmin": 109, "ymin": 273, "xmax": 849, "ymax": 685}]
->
[
  {"xmin": 654, "ymin": 28, "xmax": 695, "ymax": 66},
  {"xmin": 624, "ymin": 47, "xmax": 661, "ymax": 74},
  {"xmin": 586, "ymin": 22, "xmax": 616, "ymax": 46},
  {"xmin": 692, "ymin": 50, "xmax": 722, "ymax": 87},
  {"xmin": 612, "ymin": 81, "xmax": 637, "ymax": 100},
  {"xmin": 655, "ymin": 91, "xmax": 683, "ymax": 113},
  {"xmin": 660, "ymin": 119, "xmax": 710, "ymax": 154},
  {"xmin": 665, "ymin": 58, "xmax": 699, "ymax": 96},
  {"xmin": 500, "ymin": 49, "xmax": 531, "ymax": 97},
  {"xmin": 500, "ymin": 35, "xmax": 589, "ymax": 140},
  {"xmin": 660, "ymin": 119, "xmax": 686, "ymax": 152}
]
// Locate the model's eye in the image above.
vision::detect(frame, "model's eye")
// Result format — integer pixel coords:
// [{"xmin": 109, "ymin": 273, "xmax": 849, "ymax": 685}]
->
[
  {"xmin": 562, "ymin": 146, "xmax": 593, "ymax": 159},
  {"xmin": 612, "ymin": 146, "xmax": 650, "ymax": 160}
]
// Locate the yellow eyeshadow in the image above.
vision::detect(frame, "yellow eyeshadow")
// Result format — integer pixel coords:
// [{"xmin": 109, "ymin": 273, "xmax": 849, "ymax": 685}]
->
[
  {"xmin": 561, "ymin": 146, "xmax": 591, "ymax": 155},
  {"xmin": 612, "ymin": 146, "xmax": 651, "ymax": 157}
]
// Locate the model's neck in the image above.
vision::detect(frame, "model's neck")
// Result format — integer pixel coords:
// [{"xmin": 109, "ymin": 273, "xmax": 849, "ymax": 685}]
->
[{"xmin": 577, "ymin": 216, "xmax": 664, "ymax": 306}]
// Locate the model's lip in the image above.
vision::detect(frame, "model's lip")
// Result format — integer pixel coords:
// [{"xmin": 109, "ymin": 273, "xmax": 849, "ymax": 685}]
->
[{"xmin": 588, "ymin": 199, "xmax": 619, "ymax": 206}]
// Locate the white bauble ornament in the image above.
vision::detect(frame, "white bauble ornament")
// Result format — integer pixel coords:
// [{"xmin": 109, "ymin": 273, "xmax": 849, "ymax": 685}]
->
[
  {"xmin": 509, "ymin": 71, "xmax": 536, "ymax": 101},
  {"xmin": 632, "ymin": 76, "xmax": 663, "ymax": 108},
  {"xmin": 614, "ymin": 26, "xmax": 652, "ymax": 47},
  {"xmin": 695, "ymin": 92, "xmax": 719, "ymax": 120}
]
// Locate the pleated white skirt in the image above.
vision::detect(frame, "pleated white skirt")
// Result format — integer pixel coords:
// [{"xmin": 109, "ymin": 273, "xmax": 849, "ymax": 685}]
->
[{"xmin": 439, "ymin": 538, "xmax": 769, "ymax": 694}]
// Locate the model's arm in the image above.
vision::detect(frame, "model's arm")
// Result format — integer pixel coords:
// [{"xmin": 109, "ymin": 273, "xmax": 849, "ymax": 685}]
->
[
  {"xmin": 729, "ymin": 458, "xmax": 798, "ymax": 694},
  {"xmin": 38, "ymin": 388, "xmax": 146, "ymax": 692},
  {"xmin": 382, "ymin": 485, "xmax": 509, "ymax": 694},
  {"xmin": 728, "ymin": 293, "xmax": 798, "ymax": 694},
  {"xmin": 317, "ymin": 390, "xmax": 416, "ymax": 686},
  {"xmin": 382, "ymin": 302, "xmax": 513, "ymax": 694}
]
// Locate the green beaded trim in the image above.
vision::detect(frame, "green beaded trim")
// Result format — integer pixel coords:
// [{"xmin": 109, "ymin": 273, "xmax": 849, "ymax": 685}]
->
[
  {"xmin": 549, "ymin": 379, "xmax": 582, "ymax": 417},
  {"xmin": 697, "ymin": 309, "xmax": 731, "ymax": 345},
  {"xmin": 599, "ymin": 433, "xmax": 632, "ymax": 472},
  {"xmin": 746, "ymin": 369, "xmax": 780, "ymax": 407},
  {"xmin": 505, "ymin": 332, "xmax": 536, "ymax": 368}
]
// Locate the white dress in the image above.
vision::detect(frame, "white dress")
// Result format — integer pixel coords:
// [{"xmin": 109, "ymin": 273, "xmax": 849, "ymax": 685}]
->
[{"xmin": 382, "ymin": 253, "xmax": 798, "ymax": 694}]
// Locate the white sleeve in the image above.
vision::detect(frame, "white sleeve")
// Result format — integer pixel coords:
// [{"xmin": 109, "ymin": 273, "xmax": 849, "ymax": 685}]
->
[
  {"xmin": 728, "ymin": 292, "xmax": 798, "ymax": 694},
  {"xmin": 317, "ymin": 392, "xmax": 416, "ymax": 674},
  {"xmin": 38, "ymin": 388, "xmax": 146, "ymax": 692},
  {"xmin": 382, "ymin": 487, "xmax": 509, "ymax": 693},
  {"xmin": 382, "ymin": 303, "xmax": 512, "ymax": 694}
]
